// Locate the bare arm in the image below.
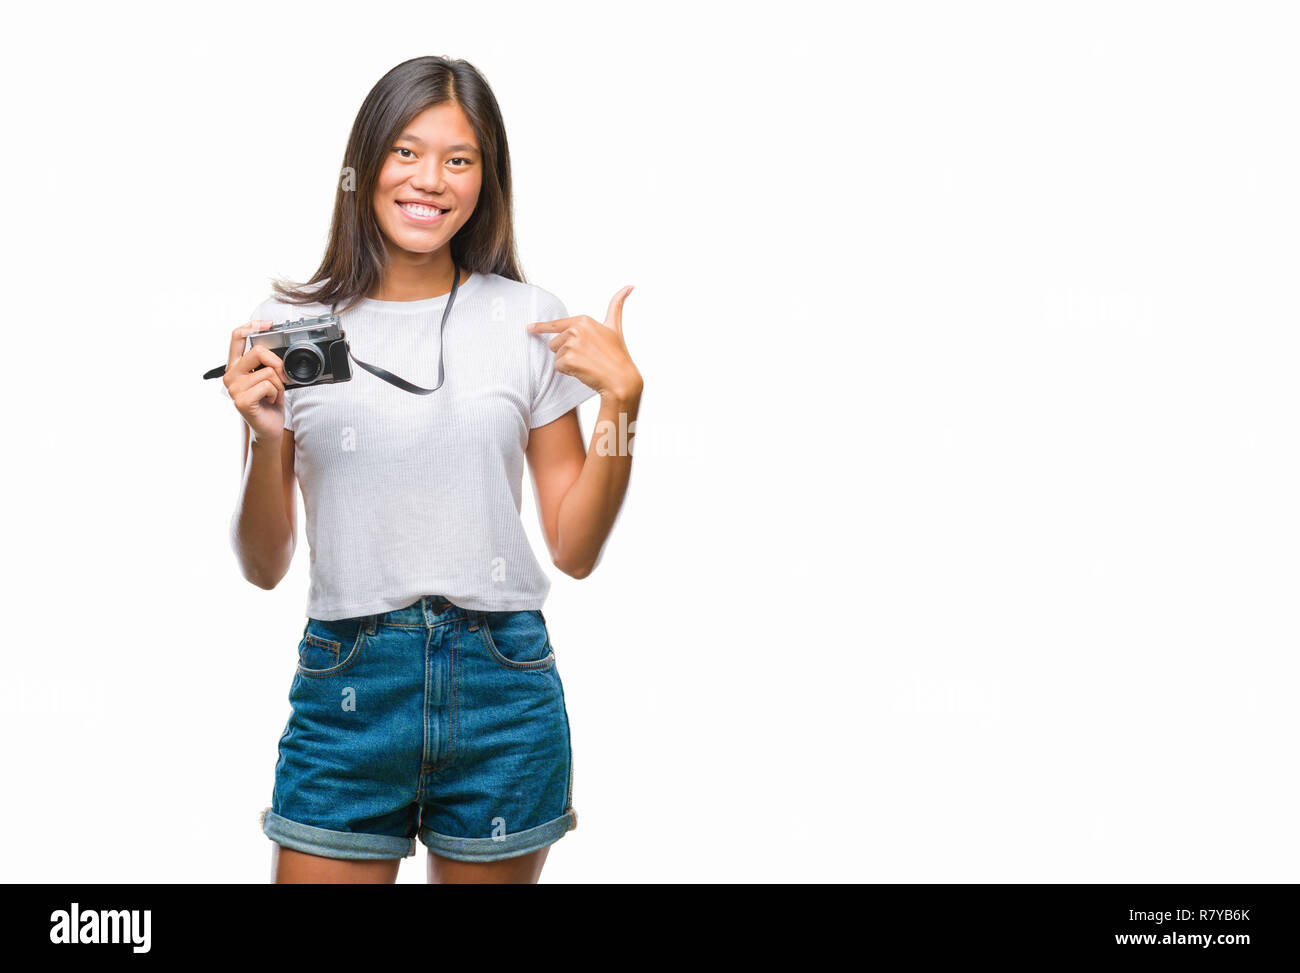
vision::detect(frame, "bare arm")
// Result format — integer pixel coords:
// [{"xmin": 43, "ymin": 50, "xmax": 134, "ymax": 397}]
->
[
  {"xmin": 230, "ymin": 422, "xmax": 297, "ymax": 589},
  {"xmin": 525, "ymin": 287, "xmax": 642, "ymax": 580},
  {"xmin": 223, "ymin": 313, "xmax": 296, "ymax": 590},
  {"xmin": 526, "ymin": 385, "xmax": 640, "ymax": 579}
]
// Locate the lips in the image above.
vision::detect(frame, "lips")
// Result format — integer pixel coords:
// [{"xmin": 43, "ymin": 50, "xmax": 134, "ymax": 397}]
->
[{"xmin": 398, "ymin": 200, "xmax": 448, "ymax": 216}]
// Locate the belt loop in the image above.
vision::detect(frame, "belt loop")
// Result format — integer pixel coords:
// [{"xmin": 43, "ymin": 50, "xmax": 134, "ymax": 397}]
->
[
  {"xmin": 366, "ymin": 614, "xmax": 377, "ymax": 636},
  {"xmin": 466, "ymin": 609, "xmax": 480, "ymax": 632}
]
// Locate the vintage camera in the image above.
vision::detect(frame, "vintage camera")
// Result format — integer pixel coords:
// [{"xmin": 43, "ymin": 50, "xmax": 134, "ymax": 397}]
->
[{"xmin": 247, "ymin": 314, "xmax": 352, "ymax": 387}]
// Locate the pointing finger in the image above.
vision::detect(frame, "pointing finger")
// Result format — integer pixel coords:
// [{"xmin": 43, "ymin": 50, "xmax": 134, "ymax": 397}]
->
[{"xmin": 527, "ymin": 316, "xmax": 576, "ymax": 334}]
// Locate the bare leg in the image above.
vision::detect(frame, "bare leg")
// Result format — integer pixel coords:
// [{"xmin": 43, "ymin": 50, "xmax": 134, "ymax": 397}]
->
[
  {"xmin": 427, "ymin": 846, "xmax": 550, "ymax": 884},
  {"xmin": 272, "ymin": 844, "xmax": 402, "ymax": 884}
]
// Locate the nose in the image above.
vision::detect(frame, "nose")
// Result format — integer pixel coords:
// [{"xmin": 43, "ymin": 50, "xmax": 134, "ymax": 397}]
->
[{"xmin": 408, "ymin": 157, "xmax": 446, "ymax": 195}]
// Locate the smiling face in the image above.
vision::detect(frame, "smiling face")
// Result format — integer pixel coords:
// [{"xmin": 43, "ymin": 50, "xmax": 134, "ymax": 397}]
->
[{"xmin": 372, "ymin": 102, "xmax": 483, "ymax": 259}]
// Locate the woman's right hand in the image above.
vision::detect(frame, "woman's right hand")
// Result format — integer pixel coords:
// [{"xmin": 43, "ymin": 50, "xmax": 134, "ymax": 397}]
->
[{"xmin": 226, "ymin": 320, "xmax": 289, "ymax": 445}]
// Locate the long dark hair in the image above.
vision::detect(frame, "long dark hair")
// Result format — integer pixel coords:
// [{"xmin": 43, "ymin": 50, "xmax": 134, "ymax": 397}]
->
[{"xmin": 271, "ymin": 55, "xmax": 524, "ymax": 312}]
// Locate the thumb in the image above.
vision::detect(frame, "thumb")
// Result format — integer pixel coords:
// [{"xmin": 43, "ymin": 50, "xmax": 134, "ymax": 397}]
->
[{"xmin": 604, "ymin": 285, "xmax": 633, "ymax": 335}]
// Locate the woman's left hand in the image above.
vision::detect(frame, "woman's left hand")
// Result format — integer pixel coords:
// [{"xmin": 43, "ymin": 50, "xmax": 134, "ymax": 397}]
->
[{"xmin": 527, "ymin": 285, "xmax": 643, "ymax": 402}]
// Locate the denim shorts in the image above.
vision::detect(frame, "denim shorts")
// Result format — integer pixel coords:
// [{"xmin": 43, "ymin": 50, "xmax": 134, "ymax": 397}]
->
[{"xmin": 259, "ymin": 596, "xmax": 577, "ymax": 862}]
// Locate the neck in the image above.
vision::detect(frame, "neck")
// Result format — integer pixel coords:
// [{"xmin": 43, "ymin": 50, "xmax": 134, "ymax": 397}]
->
[{"xmin": 368, "ymin": 249, "xmax": 463, "ymax": 302}]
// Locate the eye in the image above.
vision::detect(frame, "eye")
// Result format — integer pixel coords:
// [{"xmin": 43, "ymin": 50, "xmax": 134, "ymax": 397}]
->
[
  {"xmin": 393, "ymin": 147, "xmax": 415, "ymax": 159},
  {"xmin": 449, "ymin": 157, "xmax": 473, "ymax": 167}
]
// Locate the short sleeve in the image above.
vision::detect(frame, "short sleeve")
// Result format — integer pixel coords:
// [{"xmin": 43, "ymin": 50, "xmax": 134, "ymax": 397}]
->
[{"xmin": 528, "ymin": 292, "xmax": 598, "ymax": 429}]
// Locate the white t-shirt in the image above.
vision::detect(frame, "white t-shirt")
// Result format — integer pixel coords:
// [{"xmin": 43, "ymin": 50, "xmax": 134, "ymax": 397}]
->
[{"xmin": 248, "ymin": 271, "xmax": 597, "ymax": 621}]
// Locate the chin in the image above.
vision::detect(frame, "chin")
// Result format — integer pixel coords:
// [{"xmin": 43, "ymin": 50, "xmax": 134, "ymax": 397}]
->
[{"xmin": 387, "ymin": 226, "xmax": 444, "ymax": 249}]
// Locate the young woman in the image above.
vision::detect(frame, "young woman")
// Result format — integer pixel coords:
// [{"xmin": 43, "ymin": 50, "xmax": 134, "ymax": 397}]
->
[{"xmin": 223, "ymin": 56, "xmax": 641, "ymax": 884}]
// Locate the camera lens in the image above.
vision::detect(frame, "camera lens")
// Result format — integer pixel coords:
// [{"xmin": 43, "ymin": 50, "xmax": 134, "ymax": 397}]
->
[{"xmin": 284, "ymin": 344, "xmax": 324, "ymax": 383}]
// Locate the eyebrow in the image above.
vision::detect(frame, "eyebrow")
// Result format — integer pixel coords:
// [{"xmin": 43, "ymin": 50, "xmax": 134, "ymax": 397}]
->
[{"xmin": 395, "ymin": 133, "xmax": 479, "ymax": 154}]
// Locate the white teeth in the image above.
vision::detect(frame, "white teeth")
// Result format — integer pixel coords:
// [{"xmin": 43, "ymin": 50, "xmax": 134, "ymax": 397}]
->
[{"xmin": 400, "ymin": 202, "xmax": 444, "ymax": 217}]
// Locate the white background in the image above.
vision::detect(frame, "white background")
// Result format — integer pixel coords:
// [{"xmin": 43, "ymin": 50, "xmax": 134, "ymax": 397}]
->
[{"xmin": 1, "ymin": 0, "xmax": 1296, "ymax": 882}]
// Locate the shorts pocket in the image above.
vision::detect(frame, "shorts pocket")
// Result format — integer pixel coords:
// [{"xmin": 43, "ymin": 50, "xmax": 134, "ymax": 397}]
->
[
  {"xmin": 297, "ymin": 616, "xmax": 366, "ymax": 678},
  {"xmin": 480, "ymin": 610, "xmax": 555, "ymax": 671}
]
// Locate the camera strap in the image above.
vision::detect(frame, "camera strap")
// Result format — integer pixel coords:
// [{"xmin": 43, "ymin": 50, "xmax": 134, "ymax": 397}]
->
[
  {"xmin": 333, "ymin": 261, "xmax": 461, "ymax": 395},
  {"xmin": 201, "ymin": 263, "xmax": 463, "ymax": 391}
]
